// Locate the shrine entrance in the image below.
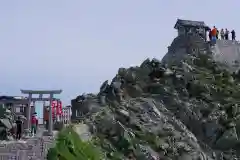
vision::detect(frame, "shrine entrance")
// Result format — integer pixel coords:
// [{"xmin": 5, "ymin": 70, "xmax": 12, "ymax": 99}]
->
[{"xmin": 21, "ymin": 89, "xmax": 62, "ymax": 136}]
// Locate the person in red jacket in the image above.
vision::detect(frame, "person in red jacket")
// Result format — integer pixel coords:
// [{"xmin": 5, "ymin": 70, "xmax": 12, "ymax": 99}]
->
[{"xmin": 31, "ymin": 113, "xmax": 38, "ymax": 136}]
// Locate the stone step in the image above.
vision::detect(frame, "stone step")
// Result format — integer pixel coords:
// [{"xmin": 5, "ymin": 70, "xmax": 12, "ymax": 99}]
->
[{"xmin": 0, "ymin": 134, "xmax": 56, "ymax": 160}]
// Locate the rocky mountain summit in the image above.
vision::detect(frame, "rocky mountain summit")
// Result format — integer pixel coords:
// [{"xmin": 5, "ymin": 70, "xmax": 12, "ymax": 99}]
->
[{"xmin": 71, "ymin": 34, "xmax": 240, "ymax": 159}]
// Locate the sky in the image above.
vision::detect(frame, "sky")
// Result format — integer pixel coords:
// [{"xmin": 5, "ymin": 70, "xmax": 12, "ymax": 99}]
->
[{"xmin": 0, "ymin": 0, "xmax": 239, "ymax": 117}]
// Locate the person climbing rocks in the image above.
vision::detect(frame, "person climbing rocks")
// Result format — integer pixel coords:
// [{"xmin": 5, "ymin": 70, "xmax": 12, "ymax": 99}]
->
[
  {"xmin": 231, "ymin": 29, "xmax": 236, "ymax": 40},
  {"xmin": 225, "ymin": 28, "xmax": 229, "ymax": 40},
  {"xmin": 31, "ymin": 113, "xmax": 38, "ymax": 136},
  {"xmin": 220, "ymin": 29, "xmax": 225, "ymax": 39},
  {"xmin": 211, "ymin": 26, "xmax": 217, "ymax": 43},
  {"xmin": 15, "ymin": 116, "xmax": 23, "ymax": 140}
]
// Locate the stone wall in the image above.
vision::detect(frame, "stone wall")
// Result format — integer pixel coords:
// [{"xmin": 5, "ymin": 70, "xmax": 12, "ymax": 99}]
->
[
  {"xmin": 162, "ymin": 34, "xmax": 209, "ymax": 66},
  {"xmin": 212, "ymin": 40, "xmax": 240, "ymax": 72},
  {"xmin": 0, "ymin": 136, "xmax": 55, "ymax": 160},
  {"xmin": 162, "ymin": 34, "xmax": 240, "ymax": 73}
]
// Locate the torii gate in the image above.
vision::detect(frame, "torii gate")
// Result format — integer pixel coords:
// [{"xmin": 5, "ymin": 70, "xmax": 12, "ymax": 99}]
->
[{"xmin": 21, "ymin": 89, "xmax": 62, "ymax": 135}]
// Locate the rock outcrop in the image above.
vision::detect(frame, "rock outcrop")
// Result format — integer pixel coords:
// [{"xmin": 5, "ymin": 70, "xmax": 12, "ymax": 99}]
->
[
  {"xmin": 0, "ymin": 104, "xmax": 17, "ymax": 140},
  {"xmin": 71, "ymin": 33, "xmax": 240, "ymax": 159}
]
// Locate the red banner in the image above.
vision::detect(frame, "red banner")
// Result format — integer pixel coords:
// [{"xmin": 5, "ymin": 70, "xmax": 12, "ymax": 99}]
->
[
  {"xmin": 57, "ymin": 101, "xmax": 63, "ymax": 115},
  {"xmin": 51, "ymin": 100, "xmax": 63, "ymax": 117}
]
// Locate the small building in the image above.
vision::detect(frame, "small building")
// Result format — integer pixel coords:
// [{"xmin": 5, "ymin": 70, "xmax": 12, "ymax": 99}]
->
[
  {"xmin": 0, "ymin": 96, "xmax": 36, "ymax": 116},
  {"xmin": 0, "ymin": 96, "xmax": 36, "ymax": 129},
  {"xmin": 174, "ymin": 19, "xmax": 210, "ymax": 40}
]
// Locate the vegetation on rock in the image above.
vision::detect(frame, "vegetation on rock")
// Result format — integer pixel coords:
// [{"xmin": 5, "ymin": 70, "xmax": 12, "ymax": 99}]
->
[{"xmin": 47, "ymin": 126, "xmax": 104, "ymax": 160}]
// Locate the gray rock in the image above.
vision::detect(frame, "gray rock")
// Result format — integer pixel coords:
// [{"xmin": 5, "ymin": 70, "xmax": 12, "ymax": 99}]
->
[
  {"xmin": 124, "ymin": 70, "xmax": 137, "ymax": 83},
  {"xmin": 178, "ymin": 153, "xmax": 194, "ymax": 160},
  {"xmin": 236, "ymin": 118, "xmax": 240, "ymax": 137},
  {"xmin": 147, "ymin": 83, "xmax": 165, "ymax": 94},
  {"xmin": 118, "ymin": 68, "xmax": 127, "ymax": 77},
  {"xmin": 215, "ymin": 127, "xmax": 239, "ymax": 150},
  {"xmin": 126, "ymin": 84, "xmax": 143, "ymax": 98},
  {"xmin": 140, "ymin": 58, "xmax": 151, "ymax": 68},
  {"xmin": 203, "ymin": 121, "xmax": 221, "ymax": 141},
  {"xmin": 99, "ymin": 94, "xmax": 107, "ymax": 106},
  {"xmin": 0, "ymin": 118, "xmax": 12, "ymax": 129},
  {"xmin": 100, "ymin": 80, "xmax": 109, "ymax": 93}
]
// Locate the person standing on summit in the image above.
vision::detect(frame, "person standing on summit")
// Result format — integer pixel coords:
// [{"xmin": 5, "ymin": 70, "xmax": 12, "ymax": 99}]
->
[
  {"xmin": 211, "ymin": 26, "xmax": 217, "ymax": 43},
  {"xmin": 216, "ymin": 28, "xmax": 219, "ymax": 39},
  {"xmin": 231, "ymin": 30, "xmax": 236, "ymax": 40},
  {"xmin": 220, "ymin": 29, "xmax": 225, "ymax": 40},
  {"xmin": 225, "ymin": 28, "xmax": 229, "ymax": 40},
  {"xmin": 15, "ymin": 116, "xmax": 23, "ymax": 140}
]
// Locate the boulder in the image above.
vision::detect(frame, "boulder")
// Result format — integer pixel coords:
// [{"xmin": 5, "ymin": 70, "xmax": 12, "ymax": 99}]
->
[
  {"xmin": 118, "ymin": 68, "xmax": 127, "ymax": 77},
  {"xmin": 126, "ymin": 84, "xmax": 143, "ymax": 98},
  {"xmin": 215, "ymin": 127, "xmax": 239, "ymax": 150},
  {"xmin": 236, "ymin": 118, "xmax": 240, "ymax": 137},
  {"xmin": 140, "ymin": 58, "xmax": 151, "ymax": 69},
  {"xmin": 99, "ymin": 80, "xmax": 109, "ymax": 93},
  {"xmin": 124, "ymin": 70, "xmax": 137, "ymax": 83},
  {"xmin": 147, "ymin": 83, "xmax": 165, "ymax": 94}
]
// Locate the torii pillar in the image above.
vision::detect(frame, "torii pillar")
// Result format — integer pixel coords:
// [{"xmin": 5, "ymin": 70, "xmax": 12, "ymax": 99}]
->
[{"xmin": 21, "ymin": 89, "xmax": 62, "ymax": 136}]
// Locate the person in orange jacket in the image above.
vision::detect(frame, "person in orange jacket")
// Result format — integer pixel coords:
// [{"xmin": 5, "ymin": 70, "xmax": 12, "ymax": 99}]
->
[{"xmin": 211, "ymin": 26, "xmax": 217, "ymax": 43}]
